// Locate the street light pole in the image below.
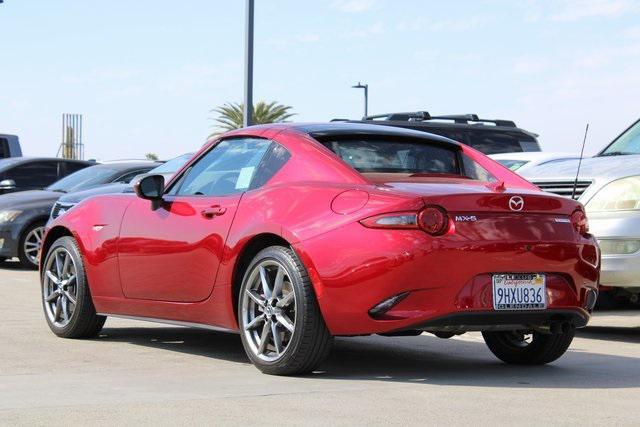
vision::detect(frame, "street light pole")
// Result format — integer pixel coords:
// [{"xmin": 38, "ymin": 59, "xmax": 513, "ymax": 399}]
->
[
  {"xmin": 243, "ymin": 0, "xmax": 255, "ymax": 127},
  {"xmin": 352, "ymin": 82, "xmax": 368, "ymax": 118}
]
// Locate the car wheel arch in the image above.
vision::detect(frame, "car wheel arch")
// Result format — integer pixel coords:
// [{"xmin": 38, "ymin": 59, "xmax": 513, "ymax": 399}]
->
[
  {"xmin": 230, "ymin": 232, "xmax": 324, "ymax": 325},
  {"xmin": 39, "ymin": 225, "xmax": 74, "ymax": 271}
]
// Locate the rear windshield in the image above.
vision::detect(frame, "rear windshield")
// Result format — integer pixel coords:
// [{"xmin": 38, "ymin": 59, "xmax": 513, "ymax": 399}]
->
[
  {"xmin": 322, "ymin": 139, "xmax": 459, "ymax": 174},
  {"xmin": 423, "ymin": 129, "xmax": 540, "ymax": 155}
]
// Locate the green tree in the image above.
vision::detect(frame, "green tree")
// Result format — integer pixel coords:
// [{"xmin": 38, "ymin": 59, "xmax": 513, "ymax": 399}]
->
[
  {"xmin": 210, "ymin": 101, "xmax": 295, "ymax": 136},
  {"xmin": 145, "ymin": 153, "xmax": 159, "ymax": 161}
]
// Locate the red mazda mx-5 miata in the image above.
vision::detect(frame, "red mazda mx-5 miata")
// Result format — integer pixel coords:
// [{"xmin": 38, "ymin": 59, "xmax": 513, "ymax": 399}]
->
[{"xmin": 40, "ymin": 123, "xmax": 599, "ymax": 375}]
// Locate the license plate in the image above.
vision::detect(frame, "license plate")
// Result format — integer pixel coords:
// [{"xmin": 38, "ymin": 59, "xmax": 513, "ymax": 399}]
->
[{"xmin": 492, "ymin": 273, "xmax": 546, "ymax": 310}]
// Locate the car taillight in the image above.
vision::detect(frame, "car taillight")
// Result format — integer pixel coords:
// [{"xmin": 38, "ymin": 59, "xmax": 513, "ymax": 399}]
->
[
  {"xmin": 359, "ymin": 212, "xmax": 418, "ymax": 229},
  {"xmin": 570, "ymin": 209, "xmax": 589, "ymax": 236},
  {"xmin": 418, "ymin": 206, "xmax": 449, "ymax": 235},
  {"xmin": 360, "ymin": 206, "xmax": 449, "ymax": 236}
]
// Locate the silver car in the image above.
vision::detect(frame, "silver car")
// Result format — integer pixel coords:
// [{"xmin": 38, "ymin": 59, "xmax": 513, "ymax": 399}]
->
[{"xmin": 521, "ymin": 119, "xmax": 640, "ymax": 303}]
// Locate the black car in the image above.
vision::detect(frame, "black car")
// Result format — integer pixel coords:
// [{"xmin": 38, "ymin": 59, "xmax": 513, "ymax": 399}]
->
[
  {"xmin": 0, "ymin": 157, "xmax": 93, "ymax": 194},
  {"xmin": 339, "ymin": 112, "xmax": 541, "ymax": 155},
  {"xmin": 0, "ymin": 161, "xmax": 158, "ymax": 268},
  {"xmin": 51, "ymin": 153, "xmax": 194, "ymax": 220}
]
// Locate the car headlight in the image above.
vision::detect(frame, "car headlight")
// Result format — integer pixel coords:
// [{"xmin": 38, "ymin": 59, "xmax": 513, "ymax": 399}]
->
[
  {"xmin": 0, "ymin": 210, "xmax": 23, "ymax": 223},
  {"xmin": 586, "ymin": 176, "xmax": 640, "ymax": 212}
]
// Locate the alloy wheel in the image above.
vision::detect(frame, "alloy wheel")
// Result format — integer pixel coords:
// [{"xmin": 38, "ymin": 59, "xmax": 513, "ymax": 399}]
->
[
  {"xmin": 24, "ymin": 226, "xmax": 45, "ymax": 266},
  {"xmin": 241, "ymin": 260, "xmax": 296, "ymax": 362},
  {"xmin": 43, "ymin": 247, "xmax": 78, "ymax": 328}
]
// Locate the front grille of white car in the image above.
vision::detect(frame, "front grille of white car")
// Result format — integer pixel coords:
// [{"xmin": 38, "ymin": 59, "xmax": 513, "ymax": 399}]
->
[{"xmin": 531, "ymin": 180, "xmax": 592, "ymax": 199}]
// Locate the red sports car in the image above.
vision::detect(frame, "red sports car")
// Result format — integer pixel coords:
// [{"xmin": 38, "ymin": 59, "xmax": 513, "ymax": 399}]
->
[{"xmin": 40, "ymin": 123, "xmax": 600, "ymax": 375}]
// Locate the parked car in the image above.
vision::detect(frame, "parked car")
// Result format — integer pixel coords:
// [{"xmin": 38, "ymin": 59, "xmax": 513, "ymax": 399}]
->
[
  {"xmin": 40, "ymin": 123, "xmax": 598, "ymax": 375},
  {"xmin": 522, "ymin": 118, "xmax": 640, "ymax": 304},
  {"xmin": 0, "ymin": 157, "xmax": 92, "ymax": 195},
  {"xmin": 0, "ymin": 134, "xmax": 23, "ymax": 158},
  {"xmin": 341, "ymin": 112, "xmax": 541, "ymax": 154},
  {"xmin": 490, "ymin": 152, "xmax": 580, "ymax": 174},
  {"xmin": 50, "ymin": 153, "xmax": 193, "ymax": 220},
  {"xmin": 0, "ymin": 161, "xmax": 158, "ymax": 268}
]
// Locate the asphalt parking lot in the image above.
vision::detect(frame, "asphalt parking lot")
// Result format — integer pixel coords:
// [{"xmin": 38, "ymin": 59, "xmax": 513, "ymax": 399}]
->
[{"xmin": 1, "ymin": 262, "xmax": 638, "ymax": 426}]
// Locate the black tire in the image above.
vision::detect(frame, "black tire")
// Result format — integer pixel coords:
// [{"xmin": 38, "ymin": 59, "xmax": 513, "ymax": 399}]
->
[
  {"xmin": 41, "ymin": 236, "xmax": 106, "ymax": 338},
  {"xmin": 482, "ymin": 329, "xmax": 575, "ymax": 365},
  {"xmin": 18, "ymin": 220, "xmax": 46, "ymax": 269},
  {"xmin": 238, "ymin": 246, "xmax": 333, "ymax": 375}
]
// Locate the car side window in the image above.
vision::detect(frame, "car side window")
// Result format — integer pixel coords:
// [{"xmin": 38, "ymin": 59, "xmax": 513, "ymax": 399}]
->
[
  {"xmin": 172, "ymin": 138, "xmax": 271, "ymax": 197},
  {"xmin": 63, "ymin": 161, "xmax": 89, "ymax": 176},
  {"xmin": 8, "ymin": 161, "xmax": 60, "ymax": 188}
]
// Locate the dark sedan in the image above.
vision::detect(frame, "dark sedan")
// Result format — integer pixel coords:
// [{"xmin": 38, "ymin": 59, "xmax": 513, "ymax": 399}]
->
[
  {"xmin": 0, "ymin": 161, "xmax": 158, "ymax": 268},
  {"xmin": 51, "ymin": 153, "xmax": 193, "ymax": 220},
  {"xmin": 0, "ymin": 157, "xmax": 93, "ymax": 194}
]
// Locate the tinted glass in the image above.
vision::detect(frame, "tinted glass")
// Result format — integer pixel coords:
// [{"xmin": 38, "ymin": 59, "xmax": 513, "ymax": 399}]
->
[
  {"xmin": 64, "ymin": 161, "xmax": 90, "ymax": 175},
  {"xmin": 250, "ymin": 143, "xmax": 290, "ymax": 189},
  {"xmin": 323, "ymin": 139, "xmax": 459, "ymax": 174},
  {"xmin": 8, "ymin": 161, "xmax": 59, "ymax": 188},
  {"xmin": 174, "ymin": 139, "xmax": 271, "ymax": 196},
  {"xmin": 0, "ymin": 138, "xmax": 7, "ymax": 158},
  {"xmin": 461, "ymin": 154, "xmax": 496, "ymax": 182},
  {"xmin": 600, "ymin": 120, "xmax": 640, "ymax": 156},
  {"xmin": 47, "ymin": 165, "xmax": 119, "ymax": 192},
  {"xmin": 426, "ymin": 129, "xmax": 539, "ymax": 155}
]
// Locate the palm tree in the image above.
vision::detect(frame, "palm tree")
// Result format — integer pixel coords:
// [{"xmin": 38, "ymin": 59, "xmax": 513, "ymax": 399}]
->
[{"xmin": 210, "ymin": 101, "xmax": 295, "ymax": 135}]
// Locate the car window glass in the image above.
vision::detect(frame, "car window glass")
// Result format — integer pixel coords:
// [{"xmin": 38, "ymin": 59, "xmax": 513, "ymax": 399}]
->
[
  {"xmin": 9, "ymin": 161, "xmax": 59, "ymax": 188},
  {"xmin": 601, "ymin": 120, "xmax": 640, "ymax": 155},
  {"xmin": 323, "ymin": 139, "xmax": 459, "ymax": 174},
  {"xmin": 462, "ymin": 154, "xmax": 496, "ymax": 182},
  {"xmin": 174, "ymin": 138, "xmax": 271, "ymax": 196},
  {"xmin": 0, "ymin": 138, "xmax": 7, "ymax": 158},
  {"xmin": 250, "ymin": 143, "xmax": 290, "ymax": 189},
  {"xmin": 48, "ymin": 165, "xmax": 119, "ymax": 192},
  {"xmin": 64, "ymin": 162, "xmax": 89, "ymax": 175},
  {"xmin": 115, "ymin": 169, "xmax": 152, "ymax": 184}
]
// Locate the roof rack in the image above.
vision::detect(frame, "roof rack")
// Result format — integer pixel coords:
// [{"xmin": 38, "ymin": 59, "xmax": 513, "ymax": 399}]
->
[{"xmin": 362, "ymin": 111, "xmax": 517, "ymax": 128}]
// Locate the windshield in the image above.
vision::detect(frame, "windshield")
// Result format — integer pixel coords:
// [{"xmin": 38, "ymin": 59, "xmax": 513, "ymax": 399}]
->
[
  {"xmin": 47, "ymin": 166, "xmax": 117, "ymax": 192},
  {"xmin": 496, "ymin": 159, "xmax": 530, "ymax": 171},
  {"xmin": 600, "ymin": 120, "xmax": 640, "ymax": 156},
  {"xmin": 149, "ymin": 153, "xmax": 193, "ymax": 174}
]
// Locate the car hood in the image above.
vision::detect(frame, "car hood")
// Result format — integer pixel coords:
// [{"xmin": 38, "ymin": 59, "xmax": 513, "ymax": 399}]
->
[
  {"xmin": 0, "ymin": 190, "xmax": 62, "ymax": 210},
  {"xmin": 58, "ymin": 183, "xmax": 131, "ymax": 204},
  {"xmin": 520, "ymin": 154, "xmax": 640, "ymax": 181}
]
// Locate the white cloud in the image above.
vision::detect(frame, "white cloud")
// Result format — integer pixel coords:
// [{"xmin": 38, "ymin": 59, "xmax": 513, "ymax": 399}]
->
[
  {"xmin": 397, "ymin": 15, "xmax": 490, "ymax": 32},
  {"xmin": 330, "ymin": 0, "xmax": 376, "ymax": 13},
  {"xmin": 548, "ymin": 0, "xmax": 638, "ymax": 22},
  {"xmin": 513, "ymin": 56, "xmax": 549, "ymax": 74},
  {"xmin": 344, "ymin": 22, "xmax": 383, "ymax": 38}
]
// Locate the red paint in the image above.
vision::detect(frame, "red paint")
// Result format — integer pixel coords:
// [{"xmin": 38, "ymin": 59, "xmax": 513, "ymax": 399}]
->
[{"xmin": 42, "ymin": 123, "xmax": 599, "ymax": 335}]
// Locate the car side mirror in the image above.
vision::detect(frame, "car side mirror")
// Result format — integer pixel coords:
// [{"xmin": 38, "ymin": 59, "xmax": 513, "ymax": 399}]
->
[
  {"xmin": 134, "ymin": 174, "xmax": 165, "ymax": 210},
  {"xmin": 0, "ymin": 179, "xmax": 16, "ymax": 190}
]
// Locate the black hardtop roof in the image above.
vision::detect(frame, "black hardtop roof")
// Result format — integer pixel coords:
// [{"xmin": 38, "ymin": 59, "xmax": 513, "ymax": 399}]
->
[{"xmin": 290, "ymin": 122, "xmax": 461, "ymax": 148}]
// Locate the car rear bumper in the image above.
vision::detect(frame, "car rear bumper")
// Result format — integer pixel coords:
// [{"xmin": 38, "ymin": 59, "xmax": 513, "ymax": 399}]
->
[{"xmin": 295, "ymin": 222, "xmax": 599, "ymax": 336}]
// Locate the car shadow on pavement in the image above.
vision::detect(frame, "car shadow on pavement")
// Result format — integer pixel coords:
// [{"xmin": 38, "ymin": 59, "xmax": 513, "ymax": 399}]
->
[
  {"xmin": 0, "ymin": 259, "xmax": 27, "ymax": 270},
  {"xmin": 578, "ymin": 326, "xmax": 640, "ymax": 344},
  {"xmin": 97, "ymin": 325, "xmax": 640, "ymax": 389}
]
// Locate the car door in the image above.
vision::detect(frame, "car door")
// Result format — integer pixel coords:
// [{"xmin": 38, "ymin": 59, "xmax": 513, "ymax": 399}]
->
[{"xmin": 117, "ymin": 138, "xmax": 272, "ymax": 302}]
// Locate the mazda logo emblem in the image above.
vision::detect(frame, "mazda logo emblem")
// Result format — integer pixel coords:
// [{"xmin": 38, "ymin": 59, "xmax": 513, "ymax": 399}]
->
[{"xmin": 509, "ymin": 196, "xmax": 524, "ymax": 211}]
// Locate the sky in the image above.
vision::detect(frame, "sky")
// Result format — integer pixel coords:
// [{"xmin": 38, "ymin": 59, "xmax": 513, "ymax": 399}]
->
[{"xmin": 2, "ymin": 0, "xmax": 640, "ymax": 160}]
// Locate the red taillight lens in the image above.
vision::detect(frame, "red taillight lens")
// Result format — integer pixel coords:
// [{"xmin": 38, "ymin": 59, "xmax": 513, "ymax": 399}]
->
[
  {"xmin": 418, "ymin": 206, "xmax": 449, "ymax": 235},
  {"xmin": 570, "ymin": 209, "xmax": 589, "ymax": 236}
]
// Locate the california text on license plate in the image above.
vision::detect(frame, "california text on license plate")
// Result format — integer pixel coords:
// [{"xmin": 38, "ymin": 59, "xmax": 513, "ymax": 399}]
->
[{"xmin": 492, "ymin": 273, "xmax": 547, "ymax": 310}]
